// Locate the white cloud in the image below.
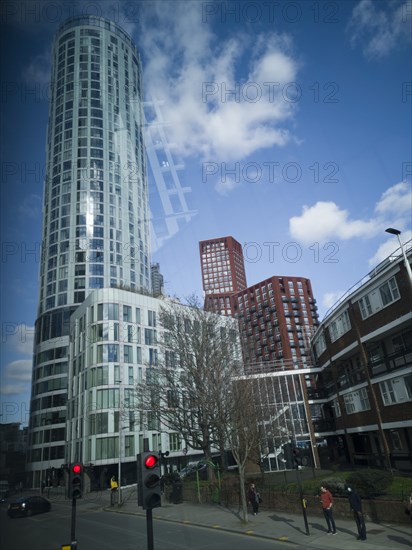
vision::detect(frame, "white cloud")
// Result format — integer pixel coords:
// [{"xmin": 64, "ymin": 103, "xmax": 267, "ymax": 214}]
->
[
  {"xmin": 322, "ymin": 291, "xmax": 346, "ymax": 311},
  {"xmin": 1, "ymin": 325, "xmax": 34, "ymax": 397},
  {"xmin": 347, "ymin": 0, "xmax": 411, "ymax": 59},
  {"xmin": 289, "ymin": 201, "xmax": 378, "ymax": 244},
  {"xmin": 368, "ymin": 229, "xmax": 412, "ymax": 266},
  {"xmin": 1, "ymin": 360, "xmax": 32, "ymax": 396},
  {"xmin": 214, "ymin": 177, "xmax": 240, "ymax": 196},
  {"xmin": 2, "ymin": 324, "xmax": 35, "ymax": 355},
  {"xmin": 139, "ymin": 2, "xmax": 299, "ymax": 164},
  {"xmin": 289, "ymin": 181, "xmax": 412, "ymax": 245},
  {"xmin": 375, "ymin": 181, "xmax": 412, "ymax": 216},
  {"xmin": 22, "ymin": 51, "xmax": 51, "ymax": 86}
]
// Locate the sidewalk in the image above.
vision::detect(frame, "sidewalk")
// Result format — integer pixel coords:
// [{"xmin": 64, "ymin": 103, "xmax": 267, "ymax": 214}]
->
[{"xmin": 103, "ymin": 487, "xmax": 412, "ymax": 550}]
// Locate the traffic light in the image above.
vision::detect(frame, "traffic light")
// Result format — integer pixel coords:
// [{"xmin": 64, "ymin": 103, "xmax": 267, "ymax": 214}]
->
[
  {"xmin": 68, "ymin": 462, "xmax": 84, "ymax": 499},
  {"xmin": 139, "ymin": 452, "xmax": 161, "ymax": 510}
]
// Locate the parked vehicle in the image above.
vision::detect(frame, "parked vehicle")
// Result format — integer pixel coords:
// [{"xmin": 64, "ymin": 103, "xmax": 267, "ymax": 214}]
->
[{"xmin": 7, "ymin": 495, "xmax": 51, "ymax": 518}]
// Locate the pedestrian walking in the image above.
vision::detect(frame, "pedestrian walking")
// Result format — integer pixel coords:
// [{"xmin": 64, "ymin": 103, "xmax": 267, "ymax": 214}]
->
[
  {"xmin": 320, "ymin": 485, "xmax": 337, "ymax": 535},
  {"xmin": 248, "ymin": 483, "xmax": 261, "ymax": 516},
  {"xmin": 110, "ymin": 476, "xmax": 118, "ymax": 506},
  {"xmin": 347, "ymin": 486, "xmax": 367, "ymax": 540}
]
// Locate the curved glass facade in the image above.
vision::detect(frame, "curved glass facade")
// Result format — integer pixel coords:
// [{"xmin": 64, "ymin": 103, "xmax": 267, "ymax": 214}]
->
[{"xmin": 27, "ymin": 16, "xmax": 151, "ymax": 487}]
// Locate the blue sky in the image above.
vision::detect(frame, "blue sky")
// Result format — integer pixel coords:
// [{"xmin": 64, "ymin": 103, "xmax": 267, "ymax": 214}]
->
[{"xmin": 1, "ymin": 0, "xmax": 411, "ymax": 425}]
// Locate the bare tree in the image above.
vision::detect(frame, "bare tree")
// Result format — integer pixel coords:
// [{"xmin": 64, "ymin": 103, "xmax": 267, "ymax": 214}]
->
[
  {"xmin": 222, "ymin": 377, "xmax": 263, "ymax": 523},
  {"xmin": 135, "ymin": 296, "xmax": 243, "ymax": 480}
]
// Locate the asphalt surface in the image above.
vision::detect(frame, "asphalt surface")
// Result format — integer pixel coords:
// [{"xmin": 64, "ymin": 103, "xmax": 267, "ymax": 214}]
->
[{"xmin": 102, "ymin": 486, "xmax": 412, "ymax": 550}]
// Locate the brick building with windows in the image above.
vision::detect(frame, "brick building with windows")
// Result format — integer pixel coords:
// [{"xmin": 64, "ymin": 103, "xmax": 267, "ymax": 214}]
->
[
  {"xmin": 233, "ymin": 275, "xmax": 319, "ymax": 371},
  {"xmin": 200, "ymin": 236, "xmax": 247, "ymax": 317},
  {"xmin": 199, "ymin": 236, "xmax": 320, "ymax": 370},
  {"xmin": 310, "ymin": 243, "xmax": 412, "ymax": 470}
]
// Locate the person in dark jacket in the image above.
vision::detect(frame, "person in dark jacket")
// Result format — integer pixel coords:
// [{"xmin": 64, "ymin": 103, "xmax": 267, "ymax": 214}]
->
[
  {"xmin": 347, "ymin": 486, "xmax": 367, "ymax": 541},
  {"xmin": 248, "ymin": 483, "xmax": 261, "ymax": 515}
]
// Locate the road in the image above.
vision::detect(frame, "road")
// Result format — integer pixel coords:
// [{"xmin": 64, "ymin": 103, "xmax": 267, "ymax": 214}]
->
[{"xmin": 1, "ymin": 499, "xmax": 296, "ymax": 550}]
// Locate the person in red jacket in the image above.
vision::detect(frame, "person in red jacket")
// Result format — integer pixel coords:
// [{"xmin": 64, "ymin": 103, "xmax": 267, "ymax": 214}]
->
[{"xmin": 320, "ymin": 485, "xmax": 337, "ymax": 535}]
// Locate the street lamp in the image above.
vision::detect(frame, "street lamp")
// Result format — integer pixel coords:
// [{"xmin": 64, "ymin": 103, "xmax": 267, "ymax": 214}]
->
[
  {"xmin": 41, "ymin": 418, "xmax": 52, "ymax": 493},
  {"xmin": 115, "ymin": 378, "xmax": 123, "ymax": 506},
  {"xmin": 385, "ymin": 228, "xmax": 412, "ymax": 286}
]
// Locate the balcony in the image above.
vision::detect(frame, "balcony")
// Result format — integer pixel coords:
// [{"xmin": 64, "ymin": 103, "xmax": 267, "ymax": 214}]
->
[
  {"xmin": 369, "ymin": 347, "xmax": 412, "ymax": 377},
  {"xmin": 312, "ymin": 419, "xmax": 336, "ymax": 433},
  {"xmin": 306, "ymin": 388, "xmax": 327, "ymax": 399},
  {"xmin": 336, "ymin": 368, "xmax": 365, "ymax": 391}
]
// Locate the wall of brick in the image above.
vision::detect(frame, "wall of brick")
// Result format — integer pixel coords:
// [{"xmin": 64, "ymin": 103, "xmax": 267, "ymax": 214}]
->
[{"xmin": 181, "ymin": 484, "xmax": 411, "ymax": 524}]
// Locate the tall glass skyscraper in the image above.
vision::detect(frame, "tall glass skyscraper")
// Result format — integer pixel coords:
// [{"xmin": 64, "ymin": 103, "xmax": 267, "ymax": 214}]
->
[{"xmin": 27, "ymin": 16, "xmax": 151, "ymax": 487}]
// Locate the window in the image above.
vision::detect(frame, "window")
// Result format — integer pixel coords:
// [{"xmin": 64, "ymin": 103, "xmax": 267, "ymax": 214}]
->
[
  {"xmin": 328, "ymin": 310, "xmax": 351, "ymax": 342},
  {"xmin": 357, "ymin": 276, "xmax": 400, "ymax": 318},
  {"xmin": 379, "ymin": 277, "xmax": 400, "ymax": 306},
  {"xmin": 390, "ymin": 430, "xmax": 403, "ymax": 451},
  {"xmin": 97, "ymin": 303, "xmax": 118, "ymax": 321},
  {"xmin": 89, "ymin": 412, "xmax": 108, "ymax": 434},
  {"xmin": 123, "ymin": 345, "xmax": 132, "ymax": 363},
  {"xmin": 343, "ymin": 388, "xmax": 370, "ymax": 414},
  {"xmin": 380, "ymin": 375, "xmax": 412, "ymax": 405},
  {"xmin": 145, "ymin": 328, "xmax": 156, "ymax": 345},
  {"xmin": 147, "ymin": 412, "xmax": 159, "ymax": 431},
  {"xmin": 359, "ymin": 295, "xmax": 372, "ymax": 319},
  {"xmin": 89, "ymin": 365, "xmax": 108, "ymax": 387},
  {"xmin": 333, "ymin": 398, "xmax": 341, "ymax": 417},
  {"xmin": 95, "ymin": 436, "xmax": 117, "ymax": 459},
  {"xmin": 314, "ymin": 332, "xmax": 326, "ymax": 357},
  {"xmin": 123, "ymin": 305, "xmax": 132, "ymax": 322},
  {"xmin": 167, "ymin": 389, "xmax": 179, "ymax": 408},
  {"xmin": 169, "ymin": 433, "xmax": 181, "ymax": 452},
  {"xmin": 96, "ymin": 388, "xmax": 119, "ymax": 409},
  {"xmin": 148, "ymin": 348, "xmax": 158, "ymax": 366},
  {"xmin": 124, "ymin": 435, "xmax": 135, "ymax": 457},
  {"xmin": 391, "ymin": 330, "xmax": 412, "ymax": 352},
  {"xmin": 96, "ymin": 344, "xmax": 119, "ymax": 363},
  {"xmin": 148, "ymin": 310, "xmax": 156, "ymax": 327}
]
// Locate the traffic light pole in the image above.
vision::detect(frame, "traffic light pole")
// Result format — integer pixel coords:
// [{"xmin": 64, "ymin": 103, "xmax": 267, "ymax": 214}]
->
[
  {"xmin": 146, "ymin": 508, "xmax": 154, "ymax": 550},
  {"xmin": 70, "ymin": 497, "xmax": 77, "ymax": 550}
]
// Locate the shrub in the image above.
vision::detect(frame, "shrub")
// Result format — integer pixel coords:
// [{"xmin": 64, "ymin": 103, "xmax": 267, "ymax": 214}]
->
[
  {"xmin": 317, "ymin": 477, "xmax": 347, "ymax": 497},
  {"xmin": 346, "ymin": 470, "xmax": 393, "ymax": 498}
]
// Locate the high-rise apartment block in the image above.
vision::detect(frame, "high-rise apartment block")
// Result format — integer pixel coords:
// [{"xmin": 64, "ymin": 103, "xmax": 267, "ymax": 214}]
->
[
  {"xmin": 234, "ymin": 275, "xmax": 318, "ymax": 369},
  {"xmin": 200, "ymin": 236, "xmax": 319, "ymax": 368},
  {"xmin": 151, "ymin": 263, "xmax": 164, "ymax": 296},
  {"xmin": 27, "ymin": 15, "xmax": 151, "ymax": 487},
  {"xmin": 199, "ymin": 236, "xmax": 247, "ymax": 316}
]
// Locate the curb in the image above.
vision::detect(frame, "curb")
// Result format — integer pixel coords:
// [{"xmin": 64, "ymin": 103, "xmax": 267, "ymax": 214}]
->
[{"xmin": 103, "ymin": 506, "xmax": 306, "ymax": 547}]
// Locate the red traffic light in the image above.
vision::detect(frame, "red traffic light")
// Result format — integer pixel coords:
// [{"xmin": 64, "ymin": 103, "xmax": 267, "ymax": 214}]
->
[
  {"xmin": 144, "ymin": 454, "xmax": 158, "ymax": 469},
  {"xmin": 72, "ymin": 463, "xmax": 82, "ymax": 474}
]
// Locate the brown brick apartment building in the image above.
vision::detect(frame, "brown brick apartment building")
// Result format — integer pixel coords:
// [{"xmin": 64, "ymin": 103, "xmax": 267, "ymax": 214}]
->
[
  {"xmin": 310, "ymin": 244, "xmax": 412, "ymax": 470},
  {"xmin": 199, "ymin": 236, "xmax": 320, "ymax": 370}
]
